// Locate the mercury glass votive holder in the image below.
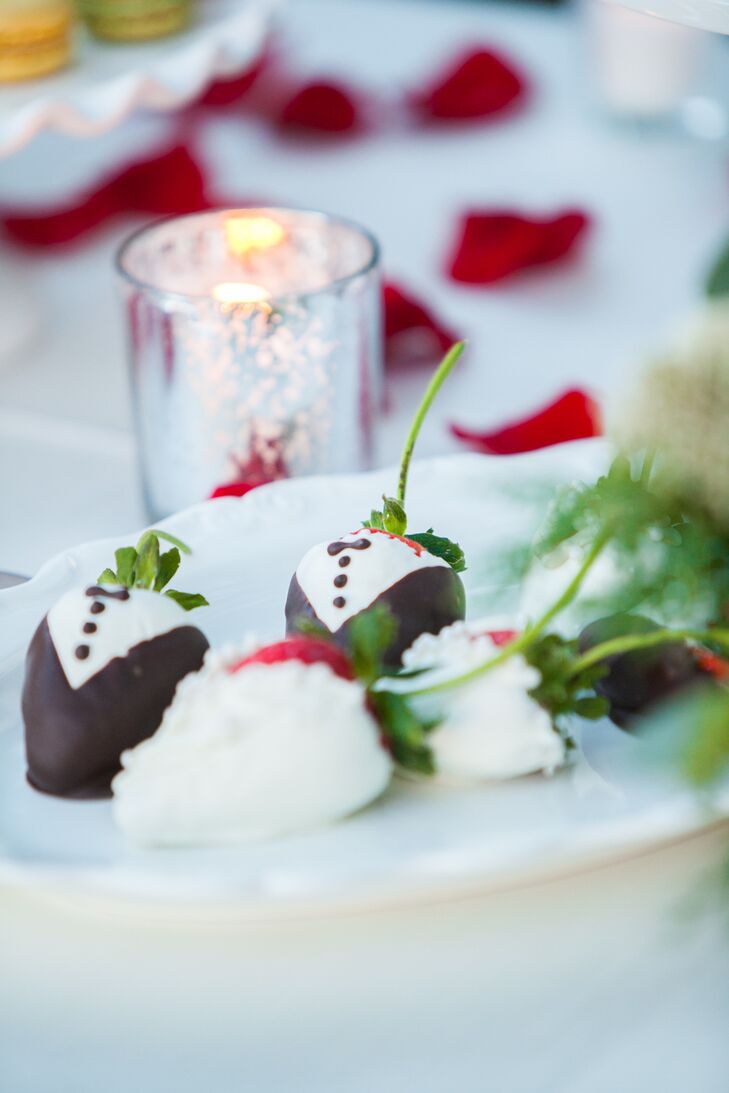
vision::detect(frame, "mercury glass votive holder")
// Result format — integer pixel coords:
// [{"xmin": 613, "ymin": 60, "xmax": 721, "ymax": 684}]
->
[{"xmin": 116, "ymin": 208, "xmax": 382, "ymax": 519}]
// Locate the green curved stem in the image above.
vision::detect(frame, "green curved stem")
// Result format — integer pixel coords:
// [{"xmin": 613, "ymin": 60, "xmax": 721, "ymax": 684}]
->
[
  {"xmin": 397, "ymin": 341, "xmax": 465, "ymax": 507},
  {"xmin": 409, "ymin": 526, "xmax": 612, "ymax": 696},
  {"xmin": 147, "ymin": 530, "xmax": 192, "ymax": 555},
  {"xmin": 569, "ymin": 627, "xmax": 729, "ymax": 677}
]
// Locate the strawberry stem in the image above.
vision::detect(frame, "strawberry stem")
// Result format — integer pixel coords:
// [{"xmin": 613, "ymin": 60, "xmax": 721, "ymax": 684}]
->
[
  {"xmin": 396, "ymin": 341, "xmax": 465, "ymax": 508},
  {"xmin": 568, "ymin": 627, "xmax": 729, "ymax": 676},
  {"xmin": 408, "ymin": 526, "xmax": 612, "ymax": 695}
]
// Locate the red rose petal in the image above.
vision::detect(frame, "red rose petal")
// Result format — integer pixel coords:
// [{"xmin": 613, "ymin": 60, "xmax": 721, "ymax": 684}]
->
[
  {"xmin": 451, "ymin": 388, "xmax": 602, "ymax": 455},
  {"xmin": 447, "ymin": 210, "xmax": 591, "ymax": 285},
  {"xmin": 277, "ymin": 80, "xmax": 362, "ymax": 134},
  {"xmin": 229, "ymin": 638, "xmax": 355, "ymax": 681},
  {"xmin": 196, "ymin": 52, "xmax": 271, "ymax": 108},
  {"xmin": 409, "ymin": 47, "xmax": 527, "ymax": 122},
  {"xmin": 383, "ymin": 281, "xmax": 461, "ymax": 368},
  {"xmin": 0, "ymin": 144, "xmax": 212, "ymax": 249}
]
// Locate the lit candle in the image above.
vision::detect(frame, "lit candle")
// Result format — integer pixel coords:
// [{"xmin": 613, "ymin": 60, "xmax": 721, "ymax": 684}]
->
[
  {"xmin": 212, "ymin": 282, "xmax": 272, "ymax": 311},
  {"xmin": 116, "ymin": 208, "xmax": 381, "ymax": 519}
]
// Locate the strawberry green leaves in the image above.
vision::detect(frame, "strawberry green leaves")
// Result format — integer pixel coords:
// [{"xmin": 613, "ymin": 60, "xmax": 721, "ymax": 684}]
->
[
  {"xmin": 344, "ymin": 604, "xmax": 438, "ymax": 773},
  {"xmin": 407, "ymin": 530, "xmax": 466, "ymax": 573},
  {"xmin": 97, "ymin": 530, "xmax": 208, "ymax": 611},
  {"xmin": 525, "ymin": 633, "xmax": 608, "ymax": 725},
  {"xmin": 365, "ymin": 496, "xmax": 407, "ymax": 537}
]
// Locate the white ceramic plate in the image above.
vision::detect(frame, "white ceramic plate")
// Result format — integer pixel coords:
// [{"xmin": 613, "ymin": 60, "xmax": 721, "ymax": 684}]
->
[
  {"xmin": 0, "ymin": 0, "xmax": 275, "ymax": 158},
  {"xmin": 0, "ymin": 442, "xmax": 727, "ymax": 917}
]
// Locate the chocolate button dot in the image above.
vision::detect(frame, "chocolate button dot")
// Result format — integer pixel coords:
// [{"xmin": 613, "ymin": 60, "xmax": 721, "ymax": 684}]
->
[
  {"xmin": 333, "ymin": 596, "xmax": 346, "ymax": 608},
  {"xmin": 333, "ymin": 574, "xmax": 347, "ymax": 588},
  {"xmin": 82, "ymin": 622, "xmax": 97, "ymax": 635},
  {"xmin": 75, "ymin": 644, "xmax": 90, "ymax": 660},
  {"xmin": 90, "ymin": 601, "xmax": 105, "ymax": 615},
  {"xmin": 338, "ymin": 556, "xmax": 351, "ymax": 568}
]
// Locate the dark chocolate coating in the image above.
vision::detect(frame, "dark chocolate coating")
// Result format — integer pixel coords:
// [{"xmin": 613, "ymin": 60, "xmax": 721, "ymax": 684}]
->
[
  {"xmin": 578, "ymin": 613, "xmax": 702, "ymax": 730},
  {"xmin": 22, "ymin": 619, "xmax": 209, "ymax": 799},
  {"xmin": 286, "ymin": 565, "xmax": 465, "ymax": 668}
]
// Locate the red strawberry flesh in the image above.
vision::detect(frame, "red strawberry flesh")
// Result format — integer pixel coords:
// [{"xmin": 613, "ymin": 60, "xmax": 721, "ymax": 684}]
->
[{"xmin": 228, "ymin": 638, "xmax": 355, "ymax": 681}]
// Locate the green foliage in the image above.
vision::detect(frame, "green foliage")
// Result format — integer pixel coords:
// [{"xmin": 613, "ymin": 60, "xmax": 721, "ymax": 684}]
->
[
  {"xmin": 408, "ymin": 530, "xmax": 467, "ymax": 573},
  {"xmin": 534, "ymin": 455, "xmax": 671, "ymax": 559},
  {"xmin": 292, "ymin": 603, "xmax": 438, "ymax": 774},
  {"xmin": 97, "ymin": 530, "xmax": 208, "ymax": 611},
  {"xmin": 525, "ymin": 633, "xmax": 609, "ymax": 724},
  {"xmin": 680, "ymin": 686, "xmax": 729, "ymax": 786},
  {"xmin": 369, "ymin": 690, "xmax": 436, "ymax": 775},
  {"xmin": 705, "ymin": 236, "xmax": 729, "ymax": 298},
  {"xmin": 347, "ymin": 604, "xmax": 398, "ymax": 686},
  {"xmin": 533, "ymin": 454, "xmax": 729, "ymax": 627}
]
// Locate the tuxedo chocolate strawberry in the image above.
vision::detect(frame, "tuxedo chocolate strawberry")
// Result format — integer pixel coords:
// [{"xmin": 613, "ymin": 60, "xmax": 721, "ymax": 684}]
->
[
  {"xmin": 22, "ymin": 531, "xmax": 208, "ymax": 798},
  {"xmin": 286, "ymin": 343, "xmax": 467, "ymax": 667}
]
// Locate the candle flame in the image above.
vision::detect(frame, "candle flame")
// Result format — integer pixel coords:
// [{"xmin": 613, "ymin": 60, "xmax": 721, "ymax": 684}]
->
[
  {"xmin": 213, "ymin": 282, "xmax": 271, "ymax": 307},
  {"xmin": 224, "ymin": 215, "xmax": 285, "ymax": 257}
]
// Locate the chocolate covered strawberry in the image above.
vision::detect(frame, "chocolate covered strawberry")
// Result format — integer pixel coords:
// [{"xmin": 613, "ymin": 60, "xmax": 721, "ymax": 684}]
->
[
  {"xmin": 23, "ymin": 531, "xmax": 209, "ymax": 798},
  {"xmin": 286, "ymin": 343, "xmax": 467, "ymax": 667}
]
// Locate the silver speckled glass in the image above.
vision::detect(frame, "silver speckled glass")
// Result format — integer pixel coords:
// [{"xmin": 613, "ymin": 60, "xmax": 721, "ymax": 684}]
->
[{"xmin": 116, "ymin": 208, "xmax": 381, "ymax": 519}]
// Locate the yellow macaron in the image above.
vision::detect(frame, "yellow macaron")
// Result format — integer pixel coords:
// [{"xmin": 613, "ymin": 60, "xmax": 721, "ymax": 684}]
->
[{"xmin": 0, "ymin": 0, "xmax": 73, "ymax": 82}]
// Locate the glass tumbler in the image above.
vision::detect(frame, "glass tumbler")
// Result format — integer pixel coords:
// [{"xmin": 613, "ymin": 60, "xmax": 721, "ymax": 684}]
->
[{"xmin": 116, "ymin": 208, "xmax": 381, "ymax": 519}]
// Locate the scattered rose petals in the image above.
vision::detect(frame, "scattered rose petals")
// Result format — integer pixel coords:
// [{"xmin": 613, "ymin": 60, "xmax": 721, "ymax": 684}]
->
[
  {"xmin": 409, "ymin": 47, "xmax": 527, "ymax": 122},
  {"xmin": 277, "ymin": 80, "xmax": 362, "ymax": 133},
  {"xmin": 0, "ymin": 144, "xmax": 213, "ymax": 249},
  {"xmin": 451, "ymin": 388, "xmax": 602, "ymax": 455},
  {"xmin": 383, "ymin": 281, "xmax": 461, "ymax": 368},
  {"xmin": 447, "ymin": 210, "xmax": 591, "ymax": 285}
]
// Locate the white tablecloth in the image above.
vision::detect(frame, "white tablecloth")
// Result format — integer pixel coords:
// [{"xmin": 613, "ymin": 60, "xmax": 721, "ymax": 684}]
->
[{"xmin": 1, "ymin": 2, "xmax": 728, "ymax": 1089}]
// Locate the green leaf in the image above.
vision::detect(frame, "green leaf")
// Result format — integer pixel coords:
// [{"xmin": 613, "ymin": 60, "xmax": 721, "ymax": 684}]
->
[
  {"xmin": 573, "ymin": 695, "xmax": 610, "ymax": 720},
  {"xmin": 147, "ymin": 529, "xmax": 192, "ymax": 555},
  {"xmin": 97, "ymin": 567, "xmax": 119, "ymax": 585},
  {"xmin": 347, "ymin": 604, "xmax": 398, "ymax": 686},
  {"xmin": 154, "ymin": 548, "xmax": 181, "ymax": 592},
  {"xmin": 165, "ymin": 589, "xmax": 209, "ymax": 611},
  {"xmin": 705, "ymin": 237, "xmax": 729, "ymax": 298},
  {"xmin": 292, "ymin": 616, "xmax": 330, "ymax": 641},
  {"xmin": 114, "ymin": 546, "xmax": 137, "ymax": 587},
  {"xmin": 525, "ymin": 633, "xmax": 608, "ymax": 725},
  {"xmin": 134, "ymin": 532, "xmax": 160, "ymax": 589},
  {"xmin": 363, "ymin": 509, "xmax": 385, "ymax": 531},
  {"xmin": 408, "ymin": 529, "xmax": 466, "ymax": 573},
  {"xmin": 382, "ymin": 495, "xmax": 407, "ymax": 536},
  {"xmin": 370, "ymin": 690, "xmax": 436, "ymax": 775}
]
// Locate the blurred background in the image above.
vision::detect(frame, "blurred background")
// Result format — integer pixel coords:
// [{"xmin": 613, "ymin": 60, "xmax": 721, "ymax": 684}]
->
[{"xmin": 0, "ymin": 0, "xmax": 727, "ymax": 572}]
